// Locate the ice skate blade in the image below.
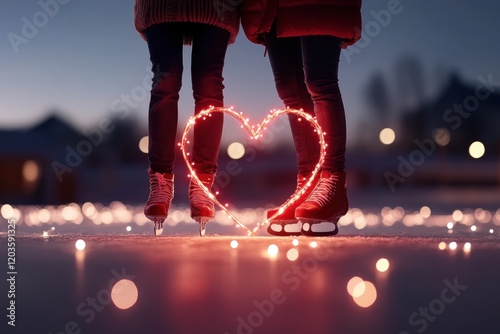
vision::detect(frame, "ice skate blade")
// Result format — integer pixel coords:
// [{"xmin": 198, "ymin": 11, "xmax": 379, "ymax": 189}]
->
[
  {"xmin": 194, "ymin": 217, "xmax": 211, "ymax": 237},
  {"xmin": 267, "ymin": 222, "xmax": 303, "ymax": 237},
  {"xmin": 153, "ymin": 219, "xmax": 164, "ymax": 236},
  {"xmin": 299, "ymin": 218, "xmax": 339, "ymax": 237}
]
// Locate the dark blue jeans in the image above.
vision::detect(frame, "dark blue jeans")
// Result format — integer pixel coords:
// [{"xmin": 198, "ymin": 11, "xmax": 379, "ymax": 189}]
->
[
  {"xmin": 145, "ymin": 23, "xmax": 230, "ymax": 174},
  {"xmin": 266, "ymin": 23, "xmax": 346, "ymax": 173}
]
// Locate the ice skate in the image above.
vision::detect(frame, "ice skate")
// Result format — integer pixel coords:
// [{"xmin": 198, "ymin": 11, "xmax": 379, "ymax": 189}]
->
[
  {"xmin": 144, "ymin": 169, "xmax": 174, "ymax": 236},
  {"xmin": 266, "ymin": 173, "xmax": 319, "ymax": 236},
  {"xmin": 189, "ymin": 174, "xmax": 216, "ymax": 236},
  {"xmin": 295, "ymin": 171, "xmax": 348, "ymax": 236}
]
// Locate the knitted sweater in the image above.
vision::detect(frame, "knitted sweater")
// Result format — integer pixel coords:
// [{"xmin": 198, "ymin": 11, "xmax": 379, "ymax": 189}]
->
[
  {"xmin": 241, "ymin": 0, "xmax": 361, "ymax": 48},
  {"xmin": 134, "ymin": 0, "xmax": 240, "ymax": 44}
]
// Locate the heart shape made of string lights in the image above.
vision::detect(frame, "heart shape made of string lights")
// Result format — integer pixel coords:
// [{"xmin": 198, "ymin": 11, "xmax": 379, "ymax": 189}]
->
[{"xmin": 180, "ymin": 107, "xmax": 326, "ymax": 236}]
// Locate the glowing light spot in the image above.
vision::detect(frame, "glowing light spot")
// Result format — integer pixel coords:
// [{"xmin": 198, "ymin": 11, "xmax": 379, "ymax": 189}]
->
[
  {"xmin": 23, "ymin": 160, "xmax": 40, "ymax": 182},
  {"xmin": 452, "ymin": 210, "xmax": 463, "ymax": 222},
  {"xmin": 432, "ymin": 128, "xmax": 451, "ymax": 147},
  {"xmin": 449, "ymin": 241, "xmax": 457, "ymax": 250},
  {"xmin": 347, "ymin": 277, "xmax": 365, "ymax": 297},
  {"xmin": 438, "ymin": 242, "xmax": 447, "ymax": 250},
  {"xmin": 489, "ymin": 229, "xmax": 494, "ymax": 234},
  {"xmin": 75, "ymin": 239, "xmax": 86, "ymax": 251},
  {"xmin": 286, "ymin": 248, "xmax": 299, "ymax": 261},
  {"xmin": 138, "ymin": 136, "xmax": 149, "ymax": 154},
  {"xmin": 1, "ymin": 204, "xmax": 14, "ymax": 219},
  {"xmin": 230, "ymin": 240, "xmax": 239, "ymax": 249},
  {"xmin": 353, "ymin": 281, "xmax": 377, "ymax": 308},
  {"xmin": 292, "ymin": 239, "xmax": 299, "ymax": 246},
  {"xmin": 227, "ymin": 142, "xmax": 245, "ymax": 159},
  {"xmin": 464, "ymin": 242, "xmax": 471, "ymax": 251},
  {"xmin": 267, "ymin": 244, "xmax": 279, "ymax": 257},
  {"xmin": 310, "ymin": 241, "xmax": 318, "ymax": 248},
  {"xmin": 470, "ymin": 225, "xmax": 477, "ymax": 232},
  {"xmin": 420, "ymin": 206, "xmax": 431, "ymax": 219},
  {"xmin": 376, "ymin": 258, "xmax": 390, "ymax": 272},
  {"xmin": 126, "ymin": 226, "xmax": 132, "ymax": 232},
  {"xmin": 447, "ymin": 222, "xmax": 454, "ymax": 230},
  {"xmin": 42, "ymin": 231, "xmax": 49, "ymax": 238},
  {"xmin": 469, "ymin": 141, "xmax": 485, "ymax": 159},
  {"xmin": 379, "ymin": 128, "xmax": 395, "ymax": 145},
  {"xmin": 111, "ymin": 279, "xmax": 138, "ymax": 310}
]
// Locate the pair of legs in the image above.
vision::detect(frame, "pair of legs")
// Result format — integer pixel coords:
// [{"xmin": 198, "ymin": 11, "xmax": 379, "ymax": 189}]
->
[
  {"xmin": 265, "ymin": 22, "xmax": 348, "ymax": 236},
  {"xmin": 145, "ymin": 22, "xmax": 229, "ymax": 174},
  {"xmin": 266, "ymin": 22, "xmax": 346, "ymax": 174},
  {"xmin": 144, "ymin": 23, "xmax": 229, "ymax": 235}
]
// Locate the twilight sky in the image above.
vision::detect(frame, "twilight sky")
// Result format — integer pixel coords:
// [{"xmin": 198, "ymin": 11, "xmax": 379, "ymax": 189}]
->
[{"xmin": 1, "ymin": 0, "xmax": 499, "ymax": 146}]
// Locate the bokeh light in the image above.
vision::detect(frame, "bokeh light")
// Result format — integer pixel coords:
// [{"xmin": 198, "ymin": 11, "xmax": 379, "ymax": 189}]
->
[
  {"xmin": 230, "ymin": 240, "xmax": 239, "ymax": 249},
  {"xmin": 449, "ymin": 241, "xmax": 457, "ymax": 250},
  {"xmin": 227, "ymin": 142, "xmax": 245, "ymax": 159},
  {"xmin": 111, "ymin": 279, "xmax": 138, "ymax": 310},
  {"xmin": 138, "ymin": 136, "xmax": 149, "ymax": 154},
  {"xmin": 379, "ymin": 128, "xmax": 395, "ymax": 145},
  {"xmin": 286, "ymin": 248, "xmax": 299, "ymax": 261},
  {"xmin": 267, "ymin": 244, "xmax": 279, "ymax": 257},
  {"xmin": 438, "ymin": 242, "xmax": 447, "ymax": 250},
  {"xmin": 468, "ymin": 141, "xmax": 485, "ymax": 158},
  {"xmin": 376, "ymin": 258, "xmax": 390, "ymax": 272},
  {"xmin": 432, "ymin": 128, "xmax": 451, "ymax": 146},
  {"xmin": 347, "ymin": 277, "xmax": 364, "ymax": 297},
  {"xmin": 23, "ymin": 160, "xmax": 40, "ymax": 182},
  {"xmin": 75, "ymin": 239, "xmax": 86, "ymax": 251},
  {"xmin": 352, "ymin": 281, "xmax": 377, "ymax": 308}
]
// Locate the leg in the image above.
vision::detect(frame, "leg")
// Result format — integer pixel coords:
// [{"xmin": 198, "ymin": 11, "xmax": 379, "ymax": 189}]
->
[
  {"xmin": 266, "ymin": 22, "xmax": 320, "ymax": 174},
  {"xmin": 295, "ymin": 35, "xmax": 348, "ymax": 236},
  {"xmin": 301, "ymin": 35, "xmax": 346, "ymax": 172},
  {"xmin": 145, "ymin": 23, "xmax": 184, "ymax": 174},
  {"xmin": 189, "ymin": 24, "xmax": 230, "ymax": 235},
  {"xmin": 190, "ymin": 23, "xmax": 229, "ymax": 175}
]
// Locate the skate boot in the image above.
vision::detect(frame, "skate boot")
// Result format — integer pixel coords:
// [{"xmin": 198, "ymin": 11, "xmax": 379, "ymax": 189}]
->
[
  {"xmin": 189, "ymin": 173, "xmax": 216, "ymax": 236},
  {"xmin": 144, "ymin": 169, "xmax": 174, "ymax": 236},
  {"xmin": 295, "ymin": 171, "xmax": 348, "ymax": 236},
  {"xmin": 266, "ymin": 172, "xmax": 319, "ymax": 236}
]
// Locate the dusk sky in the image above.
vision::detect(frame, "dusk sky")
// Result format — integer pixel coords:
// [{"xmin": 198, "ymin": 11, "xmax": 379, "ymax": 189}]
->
[{"xmin": 1, "ymin": 0, "xmax": 499, "ymax": 146}]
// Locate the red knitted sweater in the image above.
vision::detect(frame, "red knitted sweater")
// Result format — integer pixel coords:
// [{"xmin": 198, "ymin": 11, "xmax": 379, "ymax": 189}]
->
[
  {"xmin": 241, "ymin": 0, "xmax": 362, "ymax": 48},
  {"xmin": 134, "ymin": 0, "xmax": 240, "ymax": 44}
]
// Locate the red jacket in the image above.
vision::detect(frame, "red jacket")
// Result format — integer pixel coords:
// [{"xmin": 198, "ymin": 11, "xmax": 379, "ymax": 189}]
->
[{"xmin": 241, "ymin": 0, "xmax": 361, "ymax": 48}]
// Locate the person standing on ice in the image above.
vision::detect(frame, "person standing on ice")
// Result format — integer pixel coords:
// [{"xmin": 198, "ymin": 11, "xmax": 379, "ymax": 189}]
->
[
  {"xmin": 134, "ymin": 0, "xmax": 240, "ymax": 236},
  {"xmin": 241, "ymin": 0, "xmax": 362, "ymax": 236}
]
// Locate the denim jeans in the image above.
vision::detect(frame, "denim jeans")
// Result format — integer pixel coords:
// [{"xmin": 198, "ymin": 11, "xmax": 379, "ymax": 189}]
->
[
  {"xmin": 266, "ymin": 23, "xmax": 346, "ymax": 173},
  {"xmin": 145, "ymin": 23, "xmax": 230, "ymax": 174}
]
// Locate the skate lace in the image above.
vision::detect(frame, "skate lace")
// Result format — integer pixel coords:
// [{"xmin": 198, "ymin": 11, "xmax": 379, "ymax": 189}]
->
[
  {"xmin": 148, "ymin": 173, "xmax": 173, "ymax": 204},
  {"xmin": 189, "ymin": 180, "xmax": 213, "ymax": 207},
  {"xmin": 306, "ymin": 174, "xmax": 339, "ymax": 207}
]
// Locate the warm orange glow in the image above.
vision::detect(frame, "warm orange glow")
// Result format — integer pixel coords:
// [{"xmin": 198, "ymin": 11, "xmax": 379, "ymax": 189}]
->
[
  {"xmin": 432, "ymin": 128, "xmax": 450, "ymax": 146},
  {"xmin": 420, "ymin": 206, "xmax": 431, "ymax": 218},
  {"xmin": 438, "ymin": 242, "xmax": 447, "ymax": 250},
  {"xmin": 111, "ymin": 279, "xmax": 138, "ymax": 310},
  {"xmin": 353, "ymin": 281, "xmax": 377, "ymax": 308},
  {"xmin": 23, "ymin": 160, "xmax": 39, "ymax": 182}
]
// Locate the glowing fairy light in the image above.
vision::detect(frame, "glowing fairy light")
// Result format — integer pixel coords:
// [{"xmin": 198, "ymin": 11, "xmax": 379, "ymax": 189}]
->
[
  {"xmin": 438, "ymin": 242, "xmax": 446, "ymax": 250},
  {"xmin": 126, "ymin": 226, "xmax": 132, "ymax": 232},
  {"xmin": 447, "ymin": 222, "xmax": 454, "ymax": 230},
  {"xmin": 463, "ymin": 242, "xmax": 471, "ymax": 252},
  {"xmin": 310, "ymin": 241, "xmax": 318, "ymax": 248},
  {"xmin": 230, "ymin": 240, "xmax": 239, "ymax": 249},
  {"xmin": 179, "ymin": 107, "xmax": 326, "ymax": 236},
  {"xmin": 111, "ymin": 279, "xmax": 138, "ymax": 310},
  {"xmin": 470, "ymin": 225, "xmax": 477, "ymax": 232},
  {"xmin": 292, "ymin": 239, "xmax": 299, "ymax": 246},
  {"xmin": 489, "ymin": 229, "xmax": 494, "ymax": 234},
  {"xmin": 75, "ymin": 239, "xmax": 86, "ymax": 251},
  {"xmin": 452, "ymin": 210, "xmax": 463, "ymax": 221},
  {"xmin": 449, "ymin": 241, "xmax": 457, "ymax": 250}
]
